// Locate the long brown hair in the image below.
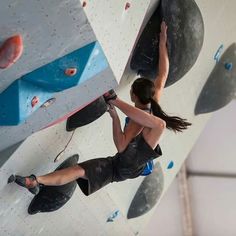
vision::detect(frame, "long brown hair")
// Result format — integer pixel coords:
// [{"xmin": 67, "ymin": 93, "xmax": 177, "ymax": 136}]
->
[{"xmin": 132, "ymin": 78, "xmax": 191, "ymax": 132}]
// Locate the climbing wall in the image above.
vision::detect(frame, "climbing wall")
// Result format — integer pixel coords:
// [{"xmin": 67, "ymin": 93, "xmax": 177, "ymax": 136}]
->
[
  {"xmin": 1, "ymin": 0, "xmax": 236, "ymax": 235},
  {"xmin": 0, "ymin": 0, "xmax": 151, "ymax": 160},
  {"xmin": 0, "ymin": 0, "xmax": 152, "ymax": 235}
]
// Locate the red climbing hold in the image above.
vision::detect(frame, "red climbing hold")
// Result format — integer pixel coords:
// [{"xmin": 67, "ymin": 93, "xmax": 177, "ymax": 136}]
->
[
  {"xmin": 65, "ymin": 68, "xmax": 77, "ymax": 76},
  {"xmin": 125, "ymin": 2, "xmax": 130, "ymax": 10},
  {"xmin": 82, "ymin": 1, "xmax": 86, "ymax": 7},
  {"xmin": 31, "ymin": 96, "xmax": 39, "ymax": 107},
  {"xmin": 0, "ymin": 34, "xmax": 23, "ymax": 69}
]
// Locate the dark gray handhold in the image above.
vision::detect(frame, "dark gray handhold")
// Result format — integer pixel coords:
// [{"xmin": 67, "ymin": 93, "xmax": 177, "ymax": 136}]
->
[
  {"xmin": 162, "ymin": 0, "xmax": 204, "ymax": 86},
  {"xmin": 127, "ymin": 162, "xmax": 164, "ymax": 219},
  {"xmin": 28, "ymin": 154, "xmax": 79, "ymax": 214},
  {"xmin": 195, "ymin": 43, "xmax": 236, "ymax": 115},
  {"xmin": 130, "ymin": 0, "xmax": 204, "ymax": 87},
  {"xmin": 66, "ymin": 96, "xmax": 107, "ymax": 131}
]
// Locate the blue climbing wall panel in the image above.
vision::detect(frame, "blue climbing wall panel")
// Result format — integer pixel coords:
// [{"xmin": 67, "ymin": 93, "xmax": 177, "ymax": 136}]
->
[
  {"xmin": 0, "ymin": 80, "xmax": 52, "ymax": 125},
  {"xmin": 22, "ymin": 41, "xmax": 108, "ymax": 92},
  {"xmin": 0, "ymin": 41, "xmax": 109, "ymax": 126}
]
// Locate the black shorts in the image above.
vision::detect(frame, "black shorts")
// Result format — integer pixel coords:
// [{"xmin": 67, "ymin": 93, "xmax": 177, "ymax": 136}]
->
[
  {"xmin": 77, "ymin": 156, "xmax": 114, "ymax": 196},
  {"xmin": 76, "ymin": 135, "xmax": 162, "ymax": 196}
]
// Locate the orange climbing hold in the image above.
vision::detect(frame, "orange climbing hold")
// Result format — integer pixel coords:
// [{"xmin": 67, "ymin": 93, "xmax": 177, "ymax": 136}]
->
[
  {"xmin": 125, "ymin": 2, "xmax": 130, "ymax": 10},
  {"xmin": 0, "ymin": 34, "xmax": 23, "ymax": 69},
  {"xmin": 65, "ymin": 68, "xmax": 77, "ymax": 76},
  {"xmin": 31, "ymin": 96, "xmax": 39, "ymax": 107}
]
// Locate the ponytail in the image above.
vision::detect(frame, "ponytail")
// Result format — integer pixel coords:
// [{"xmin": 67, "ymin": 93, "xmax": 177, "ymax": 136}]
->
[
  {"xmin": 131, "ymin": 77, "xmax": 191, "ymax": 132},
  {"xmin": 150, "ymin": 98, "xmax": 191, "ymax": 132}
]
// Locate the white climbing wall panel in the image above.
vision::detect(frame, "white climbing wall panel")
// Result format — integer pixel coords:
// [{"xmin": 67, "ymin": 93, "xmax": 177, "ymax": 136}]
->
[
  {"xmin": 0, "ymin": 0, "xmax": 151, "ymax": 156},
  {"xmin": 82, "ymin": 0, "xmax": 151, "ymax": 82},
  {"xmin": 0, "ymin": 0, "xmax": 154, "ymax": 235},
  {"xmin": 1, "ymin": 0, "xmax": 236, "ymax": 235}
]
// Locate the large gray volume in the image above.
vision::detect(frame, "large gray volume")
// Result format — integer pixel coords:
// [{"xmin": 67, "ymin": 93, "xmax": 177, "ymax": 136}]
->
[
  {"xmin": 127, "ymin": 162, "xmax": 164, "ymax": 219},
  {"xmin": 195, "ymin": 43, "xmax": 236, "ymax": 115}
]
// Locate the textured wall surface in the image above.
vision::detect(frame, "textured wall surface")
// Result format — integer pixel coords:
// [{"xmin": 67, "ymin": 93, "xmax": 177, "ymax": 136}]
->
[
  {"xmin": 0, "ymin": 0, "xmax": 152, "ymax": 235},
  {"xmin": 0, "ymin": 0, "xmax": 96, "ymax": 93},
  {"xmin": 0, "ymin": 0, "xmax": 152, "ymax": 155},
  {"xmin": 0, "ymin": 0, "xmax": 118, "ymax": 154},
  {"xmin": 142, "ymin": 0, "xmax": 236, "ymax": 235},
  {"xmin": 1, "ymin": 0, "xmax": 235, "ymax": 235}
]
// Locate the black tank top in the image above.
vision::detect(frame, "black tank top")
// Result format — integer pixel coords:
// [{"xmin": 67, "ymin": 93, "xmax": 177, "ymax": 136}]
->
[{"xmin": 112, "ymin": 134, "xmax": 162, "ymax": 182}]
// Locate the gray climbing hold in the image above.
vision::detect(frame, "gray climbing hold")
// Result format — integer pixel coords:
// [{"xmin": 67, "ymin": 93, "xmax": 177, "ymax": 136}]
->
[
  {"xmin": 195, "ymin": 43, "xmax": 236, "ymax": 115},
  {"xmin": 127, "ymin": 162, "xmax": 164, "ymax": 219}
]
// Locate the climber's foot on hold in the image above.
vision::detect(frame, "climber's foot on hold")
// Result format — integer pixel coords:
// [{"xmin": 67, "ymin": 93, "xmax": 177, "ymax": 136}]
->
[{"xmin": 8, "ymin": 174, "xmax": 40, "ymax": 195}]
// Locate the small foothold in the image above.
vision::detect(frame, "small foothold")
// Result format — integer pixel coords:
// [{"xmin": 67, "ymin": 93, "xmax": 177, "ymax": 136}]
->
[
  {"xmin": 167, "ymin": 161, "xmax": 174, "ymax": 169},
  {"xmin": 214, "ymin": 44, "xmax": 223, "ymax": 62},
  {"xmin": 125, "ymin": 2, "xmax": 130, "ymax": 10},
  {"xmin": 82, "ymin": 1, "xmax": 86, "ymax": 7},
  {"xmin": 65, "ymin": 68, "xmax": 77, "ymax": 76},
  {"xmin": 31, "ymin": 96, "xmax": 39, "ymax": 107},
  {"xmin": 40, "ymin": 98, "xmax": 56, "ymax": 108},
  {"xmin": 107, "ymin": 210, "xmax": 120, "ymax": 222},
  {"xmin": 224, "ymin": 62, "xmax": 233, "ymax": 71}
]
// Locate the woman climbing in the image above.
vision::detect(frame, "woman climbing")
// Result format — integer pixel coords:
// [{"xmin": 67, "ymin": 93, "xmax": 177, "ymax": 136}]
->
[{"xmin": 8, "ymin": 22, "xmax": 191, "ymax": 196}]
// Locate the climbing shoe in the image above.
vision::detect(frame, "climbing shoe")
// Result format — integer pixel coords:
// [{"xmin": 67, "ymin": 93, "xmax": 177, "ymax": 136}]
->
[{"xmin": 8, "ymin": 174, "xmax": 40, "ymax": 195}]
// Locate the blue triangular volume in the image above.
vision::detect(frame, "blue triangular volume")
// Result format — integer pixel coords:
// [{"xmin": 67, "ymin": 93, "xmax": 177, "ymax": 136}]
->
[
  {"xmin": 0, "ymin": 80, "xmax": 52, "ymax": 125},
  {"xmin": 79, "ymin": 42, "xmax": 109, "ymax": 84},
  {"xmin": 0, "ymin": 81, "xmax": 20, "ymax": 125},
  {"xmin": 0, "ymin": 41, "xmax": 109, "ymax": 126},
  {"xmin": 22, "ymin": 41, "xmax": 108, "ymax": 92}
]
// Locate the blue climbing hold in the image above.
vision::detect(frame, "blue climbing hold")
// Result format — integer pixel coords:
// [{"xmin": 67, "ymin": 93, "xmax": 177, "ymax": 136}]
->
[
  {"xmin": 214, "ymin": 44, "xmax": 224, "ymax": 62},
  {"xmin": 0, "ymin": 79, "xmax": 52, "ymax": 125},
  {"xmin": 107, "ymin": 210, "xmax": 120, "ymax": 222},
  {"xmin": 167, "ymin": 161, "xmax": 174, "ymax": 169},
  {"xmin": 224, "ymin": 62, "xmax": 233, "ymax": 71},
  {"xmin": 141, "ymin": 160, "xmax": 154, "ymax": 176}
]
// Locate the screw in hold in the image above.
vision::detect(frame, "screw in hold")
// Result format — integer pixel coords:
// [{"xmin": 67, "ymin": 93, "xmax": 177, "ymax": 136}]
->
[{"xmin": 65, "ymin": 68, "xmax": 77, "ymax": 76}]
